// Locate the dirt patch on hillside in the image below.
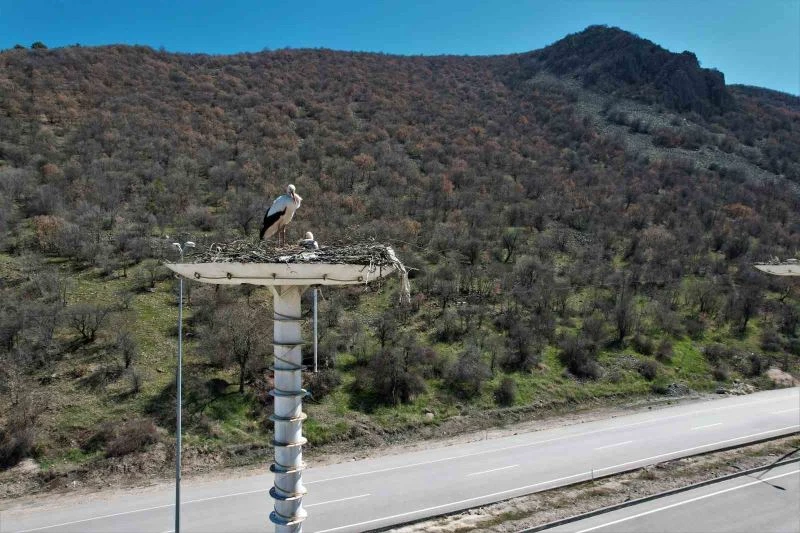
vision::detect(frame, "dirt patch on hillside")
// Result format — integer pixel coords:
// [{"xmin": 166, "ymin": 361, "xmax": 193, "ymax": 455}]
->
[{"xmin": 388, "ymin": 435, "xmax": 800, "ymax": 533}]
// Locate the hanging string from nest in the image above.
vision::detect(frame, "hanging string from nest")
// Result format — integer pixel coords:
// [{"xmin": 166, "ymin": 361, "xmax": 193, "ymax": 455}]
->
[{"xmin": 385, "ymin": 246, "xmax": 411, "ymax": 305}]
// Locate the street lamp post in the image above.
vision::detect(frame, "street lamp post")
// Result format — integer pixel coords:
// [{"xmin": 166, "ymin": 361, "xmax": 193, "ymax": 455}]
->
[
  {"xmin": 171, "ymin": 241, "xmax": 195, "ymax": 533},
  {"xmin": 313, "ymin": 287, "xmax": 318, "ymax": 373}
]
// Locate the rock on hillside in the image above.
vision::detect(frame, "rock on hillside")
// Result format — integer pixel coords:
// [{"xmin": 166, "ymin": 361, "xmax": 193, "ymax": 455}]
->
[{"xmin": 514, "ymin": 25, "xmax": 734, "ymax": 115}]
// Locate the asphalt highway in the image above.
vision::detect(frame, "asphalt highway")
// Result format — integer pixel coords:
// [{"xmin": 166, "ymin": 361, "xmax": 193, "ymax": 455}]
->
[
  {"xmin": 544, "ymin": 461, "xmax": 800, "ymax": 533},
  {"xmin": 1, "ymin": 387, "xmax": 798, "ymax": 533}
]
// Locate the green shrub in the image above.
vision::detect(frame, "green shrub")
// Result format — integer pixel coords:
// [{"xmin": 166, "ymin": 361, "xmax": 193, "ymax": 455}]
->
[
  {"xmin": 558, "ymin": 334, "xmax": 602, "ymax": 379},
  {"xmin": 446, "ymin": 346, "xmax": 490, "ymax": 399},
  {"xmin": 364, "ymin": 345, "xmax": 429, "ymax": 406},
  {"xmin": 760, "ymin": 328, "xmax": 782, "ymax": 352},
  {"xmin": 494, "ymin": 377, "xmax": 517, "ymax": 406},
  {"xmin": 650, "ymin": 376, "xmax": 671, "ymax": 394},
  {"xmin": 305, "ymin": 369, "xmax": 341, "ymax": 401},
  {"xmin": 788, "ymin": 338, "xmax": 800, "ymax": 356},
  {"xmin": 745, "ymin": 352, "xmax": 767, "ymax": 377},
  {"xmin": 684, "ymin": 316, "xmax": 706, "ymax": 340},
  {"xmin": 84, "ymin": 418, "xmax": 159, "ymax": 457},
  {"xmin": 711, "ymin": 363, "xmax": 730, "ymax": 382},
  {"xmin": 655, "ymin": 339, "xmax": 673, "ymax": 363},
  {"xmin": 637, "ymin": 359, "xmax": 660, "ymax": 381},
  {"xmin": 105, "ymin": 418, "xmax": 159, "ymax": 458},
  {"xmin": 81, "ymin": 421, "xmax": 115, "ymax": 453},
  {"xmin": 703, "ymin": 343, "xmax": 736, "ymax": 364},
  {"xmin": 632, "ymin": 334, "xmax": 654, "ymax": 356},
  {"xmin": 0, "ymin": 401, "xmax": 37, "ymax": 468}
]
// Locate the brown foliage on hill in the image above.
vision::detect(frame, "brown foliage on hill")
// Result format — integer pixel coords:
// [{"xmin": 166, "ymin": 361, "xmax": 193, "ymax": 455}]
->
[{"xmin": 0, "ymin": 27, "xmax": 797, "ymax": 336}]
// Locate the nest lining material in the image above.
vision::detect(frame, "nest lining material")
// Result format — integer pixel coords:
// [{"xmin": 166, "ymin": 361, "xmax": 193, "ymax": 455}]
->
[{"xmin": 182, "ymin": 240, "xmax": 411, "ymax": 303}]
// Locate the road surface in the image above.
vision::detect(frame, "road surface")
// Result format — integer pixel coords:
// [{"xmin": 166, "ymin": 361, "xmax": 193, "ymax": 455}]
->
[
  {"xmin": 1, "ymin": 387, "xmax": 798, "ymax": 533},
  {"xmin": 543, "ymin": 461, "xmax": 800, "ymax": 533}
]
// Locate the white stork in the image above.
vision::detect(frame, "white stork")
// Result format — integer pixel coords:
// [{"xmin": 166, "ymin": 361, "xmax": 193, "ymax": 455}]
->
[
  {"xmin": 259, "ymin": 184, "xmax": 302, "ymax": 244},
  {"xmin": 299, "ymin": 231, "xmax": 319, "ymax": 250}
]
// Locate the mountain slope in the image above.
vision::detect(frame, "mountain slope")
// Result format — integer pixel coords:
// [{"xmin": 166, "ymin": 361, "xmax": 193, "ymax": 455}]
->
[{"xmin": 0, "ymin": 26, "xmax": 798, "ymax": 492}]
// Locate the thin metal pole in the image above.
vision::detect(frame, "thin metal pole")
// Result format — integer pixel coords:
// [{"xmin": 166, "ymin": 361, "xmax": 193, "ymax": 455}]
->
[
  {"xmin": 171, "ymin": 240, "xmax": 193, "ymax": 533},
  {"xmin": 313, "ymin": 287, "xmax": 318, "ymax": 373},
  {"xmin": 176, "ymin": 254, "xmax": 183, "ymax": 533}
]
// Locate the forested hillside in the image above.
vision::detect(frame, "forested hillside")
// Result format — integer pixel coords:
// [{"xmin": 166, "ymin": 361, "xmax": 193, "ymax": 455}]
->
[{"xmin": 1, "ymin": 25, "xmax": 798, "ymax": 491}]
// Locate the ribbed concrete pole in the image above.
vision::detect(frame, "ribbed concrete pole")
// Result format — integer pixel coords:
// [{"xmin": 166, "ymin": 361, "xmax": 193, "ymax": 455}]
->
[{"xmin": 269, "ymin": 286, "xmax": 307, "ymax": 532}]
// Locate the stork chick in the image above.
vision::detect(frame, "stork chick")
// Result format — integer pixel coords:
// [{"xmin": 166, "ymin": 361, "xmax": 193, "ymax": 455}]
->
[{"xmin": 299, "ymin": 231, "xmax": 319, "ymax": 250}]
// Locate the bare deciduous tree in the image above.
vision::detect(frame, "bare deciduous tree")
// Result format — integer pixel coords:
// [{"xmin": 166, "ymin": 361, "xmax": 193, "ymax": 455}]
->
[
  {"xmin": 68, "ymin": 304, "xmax": 112, "ymax": 342},
  {"xmin": 201, "ymin": 304, "xmax": 270, "ymax": 393}
]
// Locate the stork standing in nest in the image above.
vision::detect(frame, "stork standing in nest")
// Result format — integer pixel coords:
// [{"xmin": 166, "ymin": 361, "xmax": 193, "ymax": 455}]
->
[{"xmin": 259, "ymin": 184, "xmax": 302, "ymax": 245}]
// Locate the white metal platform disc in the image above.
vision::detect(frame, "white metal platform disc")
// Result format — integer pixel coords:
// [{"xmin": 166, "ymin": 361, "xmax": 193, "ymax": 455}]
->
[
  {"xmin": 754, "ymin": 263, "xmax": 800, "ymax": 276},
  {"xmin": 165, "ymin": 262, "xmax": 396, "ymax": 286}
]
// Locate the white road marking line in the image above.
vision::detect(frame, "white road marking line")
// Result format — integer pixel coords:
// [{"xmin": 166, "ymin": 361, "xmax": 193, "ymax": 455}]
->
[
  {"xmin": 594, "ymin": 425, "xmax": 800, "ymax": 474},
  {"xmin": 12, "ymin": 504, "xmax": 174, "ymax": 532},
  {"xmin": 574, "ymin": 468, "xmax": 800, "ymax": 533},
  {"xmin": 11, "ymin": 489, "xmax": 267, "ymax": 532},
  {"xmin": 314, "ymin": 424, "xmax": 800, "ymax": 533},
  {"xmin": 467, "ymin": 464, "xmax": 519, "ymax": 476},
  {"xmin": 691, "ymin": 423, "xmax": 723, "ymax": 430},
  {"xmin": 308, "ymin": 395, "xmax": 796, "ymax": 485},
  {"xmin": 773, "ymin": 407, "xmax": 800, "ymax": 414},
  {"xmin": 594, "ymin": 440, "xmax": 633, "ymax": 450},
  {"xmin": 12, "ymin": 491, "xmax": 369, "ymax": 532},
  {"xmin": 305, "ymin": 493, "xmax": 370, "ymax": 508},
  {"xmin": 183, "ymin": 488, "xmax": 266, "ymax": 505},
  {"xmin": 314, "ymin": 471, "xmax": 588, "ymax": 533}
]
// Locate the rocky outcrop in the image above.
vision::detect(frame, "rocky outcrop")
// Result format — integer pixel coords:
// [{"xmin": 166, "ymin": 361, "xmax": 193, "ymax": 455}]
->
[{"xmin": 516, "ymin": 25, "xmax": 734, "ymax": 116}]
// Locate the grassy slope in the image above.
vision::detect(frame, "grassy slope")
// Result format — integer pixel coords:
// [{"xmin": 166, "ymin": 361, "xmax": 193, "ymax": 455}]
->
[{"xmin": 0, "ymin": 250, "xmax": 792, "ymax": 478}]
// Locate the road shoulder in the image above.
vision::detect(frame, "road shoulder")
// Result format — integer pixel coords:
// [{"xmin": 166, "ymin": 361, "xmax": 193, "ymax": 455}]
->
[{"xmin": 388, "ymin": 434, "xmax": 800, "ymax": 533}]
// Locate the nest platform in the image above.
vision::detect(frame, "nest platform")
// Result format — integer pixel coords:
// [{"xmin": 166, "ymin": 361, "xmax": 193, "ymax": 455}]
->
[{"xmin": 165, "ymin": 240, "xmax": 407, "ymax": 288}]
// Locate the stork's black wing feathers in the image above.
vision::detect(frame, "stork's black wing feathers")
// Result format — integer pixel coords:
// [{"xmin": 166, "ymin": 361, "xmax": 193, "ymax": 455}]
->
[{"xmin": 259, "ymin": 207, "xmax": 286, "ymax": 240}]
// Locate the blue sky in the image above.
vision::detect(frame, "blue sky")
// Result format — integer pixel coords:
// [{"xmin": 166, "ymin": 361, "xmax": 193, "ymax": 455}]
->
[{"xmin": 1, "ymin": 0, "xmax": 798, "ymax": 94}]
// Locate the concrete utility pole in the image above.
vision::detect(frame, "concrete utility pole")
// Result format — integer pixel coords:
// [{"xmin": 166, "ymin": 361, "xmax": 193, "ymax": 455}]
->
[
  {"xmin": 269, "ymin": 284, "xmax": 308, "ymax": 529},
  {"xmin": 166, "ymin": 260, "xmax": 396, "ymax": 532}
]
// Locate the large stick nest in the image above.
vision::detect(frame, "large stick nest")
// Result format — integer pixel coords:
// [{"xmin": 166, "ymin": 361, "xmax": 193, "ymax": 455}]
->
[
  {"xmin": 187, "ymin": 239, "xmax": 403, "ymax": 267},
  {"xmin": 184, "ymin": 239, "xmax": 412, "ymax": 303}
]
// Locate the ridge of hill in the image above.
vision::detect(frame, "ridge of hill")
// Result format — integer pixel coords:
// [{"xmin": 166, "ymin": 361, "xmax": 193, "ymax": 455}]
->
[
  {"xmin": 730, "ymin": 84, "xmax": 800, "ymax": 111},
  {"xmin": 512, "ymin": 25, "xmax": 734, "ymax": 115},
  {"xmin": 0, "ymin": 26, "xmax": 798, "ymax": 495}
]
